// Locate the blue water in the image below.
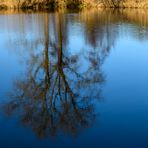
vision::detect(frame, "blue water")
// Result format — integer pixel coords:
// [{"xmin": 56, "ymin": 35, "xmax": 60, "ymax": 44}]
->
[{"xmin": 0, "ymin": 9, "xmax": 148, "ymax": 148}]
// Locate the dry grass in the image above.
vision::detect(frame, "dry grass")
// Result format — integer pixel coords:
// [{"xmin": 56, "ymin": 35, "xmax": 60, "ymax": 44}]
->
[
  {"xmin": 122, "ymin": 0, "xmax": 148, "ymax": 8},
  {"xmin": 0, "ymin": 0, "xmax": 97, "ymax": 9},
  {"xmin": 100, "ymin": 0, "xmax": 148, "ymax": 8},
  {"xmin": 0, "ymin": 0, "xmax": 148, "ymax": 9}
]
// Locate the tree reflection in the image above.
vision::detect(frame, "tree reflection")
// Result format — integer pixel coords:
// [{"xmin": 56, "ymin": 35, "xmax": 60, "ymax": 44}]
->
[
  {"xmin": 4, "ymin": 12, "xmax": 106, "ymax": 138},
  {"xmin": 2, "ymin": 9, "xmax": 148, "ymax": 138}
]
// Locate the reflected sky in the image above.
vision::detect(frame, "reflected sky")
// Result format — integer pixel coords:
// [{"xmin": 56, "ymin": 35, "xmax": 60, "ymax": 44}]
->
[{"xmin": 0, "ymin": 9, "xmax": 148, "ymax": 148}]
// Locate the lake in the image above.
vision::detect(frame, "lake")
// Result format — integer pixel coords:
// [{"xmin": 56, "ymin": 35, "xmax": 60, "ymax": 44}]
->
[{"xmin": 0, "ymin": 9, "xmax": 148, "ymax": 148}]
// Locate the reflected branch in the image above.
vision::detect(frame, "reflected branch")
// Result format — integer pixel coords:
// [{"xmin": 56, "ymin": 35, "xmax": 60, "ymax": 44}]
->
[{"xmin": 3, "ymin": 12, "xmax": 107, "ymax": 138}]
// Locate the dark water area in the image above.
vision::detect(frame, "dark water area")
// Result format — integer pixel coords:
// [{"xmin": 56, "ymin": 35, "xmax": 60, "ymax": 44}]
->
[{"xmin": 0, "ymin": 9, "xmax": 148, "ymax": 148}]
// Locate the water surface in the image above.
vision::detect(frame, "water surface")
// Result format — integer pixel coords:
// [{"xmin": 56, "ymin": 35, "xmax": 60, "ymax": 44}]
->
[{"xmin": 0, "ymin": 9, "xmax": 148, "ymax": 148}]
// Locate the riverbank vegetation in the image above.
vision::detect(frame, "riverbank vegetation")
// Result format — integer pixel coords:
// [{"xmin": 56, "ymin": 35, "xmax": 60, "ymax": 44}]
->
[
  {"xmin": 0, "ymin": 0, "xmax": 148, "ymax": 10},
  {"xmin": 0, "ymin": 0, "xmax": 97, "ymax": 9}
]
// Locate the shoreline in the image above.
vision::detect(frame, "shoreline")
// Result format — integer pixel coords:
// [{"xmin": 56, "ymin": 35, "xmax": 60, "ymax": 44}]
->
[{"xmin": 0, "ymin": 1, "xmax": 148, "ymax": 10}]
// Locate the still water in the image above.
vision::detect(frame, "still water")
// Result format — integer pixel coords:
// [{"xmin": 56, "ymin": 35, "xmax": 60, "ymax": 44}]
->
[{"xmin": 0, "ymin": 9, "xmax": 148, "ymax": 148}]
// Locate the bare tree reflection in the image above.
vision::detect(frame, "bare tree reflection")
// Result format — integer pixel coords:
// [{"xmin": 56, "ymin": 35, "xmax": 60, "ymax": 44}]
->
[
  {"xmin": 2, "ymin": 9, "xmax": 148, "ymax": 138},
  {"xmin": 4, "ymin": 12, "xmax": 105, "ymax": 138}
]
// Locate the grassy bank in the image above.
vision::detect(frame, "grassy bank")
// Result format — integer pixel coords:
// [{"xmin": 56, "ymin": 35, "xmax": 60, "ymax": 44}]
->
[
  {"xmin": 101, "ymin": 0, "xmax": 148, "ymax": 8},
  {"xmin": 0, "ymin": 0, "xmax": 148, "ymax": 10},
  {"xmin": 0, "ymin": 0, "xmax": 99, "ymax": 10}
]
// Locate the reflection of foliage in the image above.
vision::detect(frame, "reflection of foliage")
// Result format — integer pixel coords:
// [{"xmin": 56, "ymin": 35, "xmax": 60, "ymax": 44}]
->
[{"xmin": 4, "ymin": 13, "xmax": 106, "ymax": 138}]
